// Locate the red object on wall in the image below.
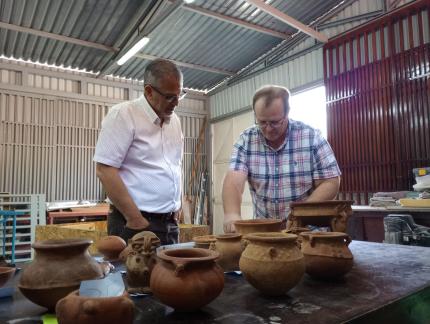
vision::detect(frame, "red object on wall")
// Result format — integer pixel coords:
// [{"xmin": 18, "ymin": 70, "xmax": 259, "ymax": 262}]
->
[{"xmin": 324, "ymin": 0, "xmax": 430, "ymax": 204}]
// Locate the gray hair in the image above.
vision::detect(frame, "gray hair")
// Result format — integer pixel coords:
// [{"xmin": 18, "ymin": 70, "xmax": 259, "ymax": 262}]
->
[
  {"xmin": 252, "ymin": 85, "xmax": 291, "ymax": 115},
  {"xmin": 143, "ymin": 59, "xmax": 182, "ymax": 86}
]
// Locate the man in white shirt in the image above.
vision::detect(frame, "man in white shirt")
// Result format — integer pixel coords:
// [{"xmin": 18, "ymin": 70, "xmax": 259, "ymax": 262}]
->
[{"xmin": 94, "ymin": 59, "xmax": 185, "ymax": 244}]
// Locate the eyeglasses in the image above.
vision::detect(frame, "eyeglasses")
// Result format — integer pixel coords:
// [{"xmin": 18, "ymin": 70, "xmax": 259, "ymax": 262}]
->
[
  {"xmin": 148, "ymin": 84, "xmax": 187, "ymax": 103},
  {"xmin": 255, "ymin": 116, "xmax": 286, "ymax": 129}
]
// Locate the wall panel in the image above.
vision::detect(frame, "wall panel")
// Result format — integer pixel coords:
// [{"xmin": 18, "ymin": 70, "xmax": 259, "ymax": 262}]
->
[
  {"xmin": 324, "ymin": 0, "xmax": 430, "ymax": 204},
  {"xmin": 0, "ymin": 61, "xmax": 208, "ymax": 204}
]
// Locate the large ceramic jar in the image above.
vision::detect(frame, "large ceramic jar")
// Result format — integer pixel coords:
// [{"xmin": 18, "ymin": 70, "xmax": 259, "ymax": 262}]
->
[
  {"xmin": 239, "ymin": 232, "xmax": 305, "ymax": 296},
  {"xmin": 234, "ymin": 219, "xmax": 283, "ymax": 235},
  {"xmin": 150, "ymin": 248, "xmax": 224, "ymax": 311},
  {"xmin": 192, "ymin": 235, "xmax": 217, "ymax": 249},
  {"xmin": 211, "ymin": 233, "xmax": 244, "ymax": 272},
  {"xmin": 300, "ymin": 232, "xmax": 353, "ymax": 279},
  {"xmin": 19, "ymin": 239, "xmax": 104, "ymax": 310}
]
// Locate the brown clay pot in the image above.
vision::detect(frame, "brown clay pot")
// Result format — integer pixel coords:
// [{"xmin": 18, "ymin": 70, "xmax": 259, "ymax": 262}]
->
[
  {"xmin": 233, "ymin": 219, "xmax": 283, "ymax": 235},
  {"xmin": 0, "ymin": 266, "xmax": 15, "ymax": 287},
  {"xmin": 96, "ymin": 235, "xmax": 126, "ymax": 261},
  {"xmin": 18, "ymin": 239, "xmax": 104, "ymax": 310},
  {"xmin": 300, "ymin": 232, "xmax": 353, "ymax": 279},
  {"xmin": 56, "ymin": 290, "xmax": 134, "ymax": 324},
  {"xmin": 150, "ymin": 248, "xmax": 224, "ymax": 311},
  {"xmin": 239, "ymin": 232, "xmax": 305, "ymax": 296},
  {"xmin": 210, "ymin": 233, "xmax": 244, "ymax": 272},
  {"xmin": 192, "ymin": 235, "xmax": 217, "ymax": 249}
]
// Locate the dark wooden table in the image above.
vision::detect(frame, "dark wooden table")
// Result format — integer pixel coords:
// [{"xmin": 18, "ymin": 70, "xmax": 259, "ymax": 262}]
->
[{"xmin": 1, "ymin": 241, "xmax": 430, "ymax": 323}]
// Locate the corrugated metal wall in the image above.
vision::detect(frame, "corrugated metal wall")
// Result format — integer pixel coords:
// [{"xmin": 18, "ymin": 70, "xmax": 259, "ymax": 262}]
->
[
  {"xmin": 209, "ymin": 0, "xmax": 387, "ymax": 119},
  {"xmin": 0, "ymin": 59, "xmax": 208, "ymax": 203},
  {"xmin": 324, "ymin": 0, "xmax": 430, "ymax": 204}
]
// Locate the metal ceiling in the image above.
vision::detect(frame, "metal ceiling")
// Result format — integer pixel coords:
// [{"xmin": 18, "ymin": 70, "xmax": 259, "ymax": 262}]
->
[{"xmin": 0, "ymin": 0, "xmax": 344, "ymax": 91}]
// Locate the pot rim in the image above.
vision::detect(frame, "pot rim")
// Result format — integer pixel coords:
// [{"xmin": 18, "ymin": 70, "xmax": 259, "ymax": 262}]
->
[
  {"xmin": 32, "ymin": 238, "xmax": 93, "ymax": 250},
  {"xmin": 215, "ymin": 233, "xmax": 242, "ymax": 240},
  {"xmin": 300, "ymin": 231, "xmax": 349, "ymax": 239},
  {"xmin": 192, "ymin": 235, "xmax": 217, "ymax": 244},
  {"xmin": 157, "ymin": 248, "xmax": 219, "ymax": 263},
  {"xmin": 245, "ymin": 232, "xmax": 297, "ymax": 242},
  {"xmin": 234, "ymin": 218, "xmax": 282, "ymax": 226},
  {"xmin": 0, "ymin": 266, "xmax": 16, "ymax": 275}
]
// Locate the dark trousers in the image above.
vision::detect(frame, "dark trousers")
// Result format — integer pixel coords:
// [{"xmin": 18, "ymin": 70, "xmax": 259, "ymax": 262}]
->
[{"xmin": 108, "ymin": 206, "xmax": 179, "ymax": 245}]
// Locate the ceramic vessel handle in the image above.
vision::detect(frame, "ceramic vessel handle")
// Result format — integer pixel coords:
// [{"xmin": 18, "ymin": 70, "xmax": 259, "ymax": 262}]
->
[
  {"xmin": 172, "ymin": 261, "xmax": 186, "ymax": 276},
  {"xmin": 269, "ymin": 247, "xmax": 277, "ymax": 258},
  {"xmin": 209, "ymin": 242, "xmax": 217, "ymax": 251}
]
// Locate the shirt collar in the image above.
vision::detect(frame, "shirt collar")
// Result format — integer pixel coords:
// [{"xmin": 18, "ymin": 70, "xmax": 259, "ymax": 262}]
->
[
  {"xmin": 257, "ymin": 120, "xmax": 291, "ymax": 151},
  {"xmin": 139, "ymin": 95, "xmax": 171, "ymax": 125}
]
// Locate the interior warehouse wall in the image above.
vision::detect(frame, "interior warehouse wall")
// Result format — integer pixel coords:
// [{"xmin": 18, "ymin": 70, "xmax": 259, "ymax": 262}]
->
[{"xmin": 0, "ymin": 59, "xmax": 208, "ymax": 203}]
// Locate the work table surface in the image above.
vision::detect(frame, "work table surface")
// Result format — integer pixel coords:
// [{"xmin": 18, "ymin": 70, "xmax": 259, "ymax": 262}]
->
[{"xmin": 1, "ymin": 241, "xmax": 430, "ymax": 323}]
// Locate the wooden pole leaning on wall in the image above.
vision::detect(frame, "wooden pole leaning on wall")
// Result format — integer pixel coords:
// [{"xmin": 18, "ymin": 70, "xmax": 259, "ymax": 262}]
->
[{"xmin": 182, "ymin": 117, "xmax": 207, "ymax": 224}]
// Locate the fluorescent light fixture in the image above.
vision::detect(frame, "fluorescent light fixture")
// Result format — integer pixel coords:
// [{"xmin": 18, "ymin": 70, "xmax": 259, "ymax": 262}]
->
[
  {"xmin": 183, "ymin": 0, "xmax": 195, "ymax": 3},
  {"xmin": 117, "ymin": 37, "xmax": 150, "ymax": 65}
]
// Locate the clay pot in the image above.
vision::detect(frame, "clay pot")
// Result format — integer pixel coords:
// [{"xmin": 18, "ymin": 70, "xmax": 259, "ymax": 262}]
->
[
  {"xmin": 300, "ymin": 232, "xmax": 353, "ymax": 279},
  {"xmin": 150, "ymin": 248, "xmax": 224, "ymax": 311},
  {"xmin": 192, "ymin": 235, "xmax": 217, "ymax": 249},
  {"xmin": 210, "ymin": 233, "xmax": 244, "ymax": 272},
  {"xmin": 19, "ymin": 239, "xmax": 104, "ymax": 310},
  {"xmin": 239, "ymin": 232, "xmax": 305, "ymax": 296},
  {"xmin": 96, "ymin": 236, "xmax": 126, "ymax": 261},
  {"xmin": 233, "ymin": 219, "xmax": 283, "ymax": 235},
  {"xmin": 56, "ymin": 290, "xmax": 134, "ymax": 324},
  {"xmin": 0, "ymin": 266, "xmax": 15, "ymax": 287}
]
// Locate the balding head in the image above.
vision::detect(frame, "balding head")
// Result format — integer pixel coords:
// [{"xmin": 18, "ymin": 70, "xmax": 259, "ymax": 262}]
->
[{"xmin": 252, "ymin": 85, "xmax": 291, "ymax": 115}]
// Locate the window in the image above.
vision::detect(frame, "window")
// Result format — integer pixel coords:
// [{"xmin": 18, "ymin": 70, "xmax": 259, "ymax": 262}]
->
[{"xmin": 289, "ymin": 86, "xmax": 327, "ymax": 138}]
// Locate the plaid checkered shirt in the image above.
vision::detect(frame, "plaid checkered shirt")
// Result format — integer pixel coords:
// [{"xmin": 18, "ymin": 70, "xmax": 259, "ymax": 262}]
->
[{"xmin": 230, "ymin": 119, "xmax": 341, "ymax": 220}]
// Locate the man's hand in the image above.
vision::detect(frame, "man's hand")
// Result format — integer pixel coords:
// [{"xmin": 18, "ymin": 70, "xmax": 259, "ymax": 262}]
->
[
  {"xmin": 126, "ymin": 216, "xmax": 149, "ymax": 230},
  {"xmin": 223, "ymin": 213, "xmax": 242, "ymax": 233}
]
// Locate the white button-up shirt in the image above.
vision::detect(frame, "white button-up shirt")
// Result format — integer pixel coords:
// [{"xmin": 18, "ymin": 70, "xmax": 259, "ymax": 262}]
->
[{"xmin": 94, "ymin": 95, "xmax": 183, "ymax": 213}]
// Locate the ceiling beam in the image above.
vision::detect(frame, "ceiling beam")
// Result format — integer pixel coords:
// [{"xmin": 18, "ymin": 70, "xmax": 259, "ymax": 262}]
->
[
  {"xmin": 0, "ymin": 18, "xmax": 230, "ymax": 76},
  {"xmin": 246, "ymin": 0, "xmax": 328, "ymax": 43},
  {"xmin": 135, "ymin": 53, "xmax": 235, "ymax": 75},
  {"xmin": 0, "ymin": 21, "xmax": 118, "ymax": 52},
  {"xmin": 182, "ymin": 3, "xmax": 291, "ymax": 39}
]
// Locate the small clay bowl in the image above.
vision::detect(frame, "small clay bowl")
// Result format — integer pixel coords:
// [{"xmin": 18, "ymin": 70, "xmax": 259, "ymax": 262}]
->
[
  {"xmin": 0, "ymin": 266, "xmax": 16, "ymax": 287},
  {"xmin": 192, "ymin": 235, "xmax": 217, "ymax": 249},
  {"xmin": 96, "ymin": 236, "xmax": 126, "ymax": 261}
]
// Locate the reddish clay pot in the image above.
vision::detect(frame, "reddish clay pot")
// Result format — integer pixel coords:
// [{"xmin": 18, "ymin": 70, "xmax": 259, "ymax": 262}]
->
[
  {"xmin": 19, "ymin": 239, "xmax": 104, "ymax": 310},
  {"xmin": 0, "ymin": 266, "xmax": 15, "ymax": 287},
  {"xmin": 239, "ymin": 232, "xmax": 305, "ymax": 296},
  {"xmin": 192, "ymin": 235, "xmax": 217, "ymax": 249},
  {"xmin": 300, "ymin": 232, "xmax": 353, "ymax": 279},
  {"xmin": 211, "ymin": 233, "xmax": 243, "ymax": 272},
  {"xmin": 233, "ymin": 219, "xmax": 283, "ymax": 235},
  {"xmin": 150, "ymin": 248, "xmax": 224, "ymax": 311},
  {"xmin": 56, "ymin": 290, "xmax": 134, "ymax": 324},
  {"xmin": 96, "ymin": 236, "xmax": 126, "ymax": 261}
]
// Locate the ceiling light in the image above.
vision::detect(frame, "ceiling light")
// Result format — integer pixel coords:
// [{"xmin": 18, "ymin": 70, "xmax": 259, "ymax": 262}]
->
[
  {"xmin": 183, "ymin": 0, "xmax": 195, "ymax": 3},
  {"xmin": 117, "ymin": 37, "xmax": 150, "ymax": 66}
]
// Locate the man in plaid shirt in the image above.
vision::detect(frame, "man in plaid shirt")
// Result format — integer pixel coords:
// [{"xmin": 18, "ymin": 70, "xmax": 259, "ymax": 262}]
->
[{"xmin": 222, "ymin": 85, "xmax": 341, "ymax": 233}]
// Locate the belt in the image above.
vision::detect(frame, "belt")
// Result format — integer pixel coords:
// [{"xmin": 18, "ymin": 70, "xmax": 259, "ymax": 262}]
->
[{"xmin": 140, "ymin": 210, "xmax": 177, "ymax": 221}]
